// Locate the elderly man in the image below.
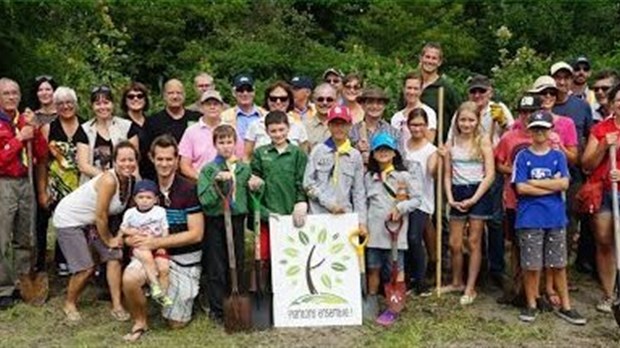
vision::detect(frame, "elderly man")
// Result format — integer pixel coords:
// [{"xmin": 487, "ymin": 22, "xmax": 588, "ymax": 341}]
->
[
  {"xmin": 303, "ymin": 83, "xmax": 338, "ymax": 151},
  {"xmin": 122, "ymin": 134, "xmax": 204, "ymax": 341},
  {"xmin": 290, "ymin": 75, "xmax": 316, "ymax": 122},
  {"xmin": 221, "ymin": 74, "xmax": 266, "ymax": 140},
  {"xmin": 0, "ymin": 78, "xmax": 47, "ymax": 310},
  {"xmin": 143, "ymin": 79, "xmax": 201, "ymax": 179},
  {"xmin": 186, "ymin": 73, "xmax": 216, "ymax": 112}
]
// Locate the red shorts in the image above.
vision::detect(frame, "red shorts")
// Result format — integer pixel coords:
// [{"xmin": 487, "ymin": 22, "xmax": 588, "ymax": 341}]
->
[{"xmin": 260, "ymin": 223, "xmax": 271, "ymax": 260}]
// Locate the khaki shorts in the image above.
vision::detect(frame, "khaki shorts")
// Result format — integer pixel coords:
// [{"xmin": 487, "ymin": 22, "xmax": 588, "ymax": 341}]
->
[{"xmin": 56, "ymin": 225, "xmax": 122, "ymax": 273}]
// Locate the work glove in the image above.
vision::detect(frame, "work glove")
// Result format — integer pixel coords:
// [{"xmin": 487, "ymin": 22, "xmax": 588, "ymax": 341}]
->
[
  {"xmin": 292, "ymin": 202, "xmax": 308, "ymax": 228},
  {"xmin": 490, "ymin": 103, "xmax": 507, "ymax": 127}
]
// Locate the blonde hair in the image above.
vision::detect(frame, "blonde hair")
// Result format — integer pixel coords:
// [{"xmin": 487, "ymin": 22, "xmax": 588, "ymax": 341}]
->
[{"xmin": 455, "ymin": 101, "xmax": 483, "ymax": 160}]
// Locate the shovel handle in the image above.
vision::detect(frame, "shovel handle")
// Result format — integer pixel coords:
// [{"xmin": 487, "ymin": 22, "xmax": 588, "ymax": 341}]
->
[
  {"xmin": 610, "ymin": 144, "xmax": 620, "ymax": 270},
  {"xmin": 348, "ymin": 229, "xmax": 368, "ymax": 256},
  {"xmin": 384, "ymin": 218, "xmax": 404, "ymax": 240}
]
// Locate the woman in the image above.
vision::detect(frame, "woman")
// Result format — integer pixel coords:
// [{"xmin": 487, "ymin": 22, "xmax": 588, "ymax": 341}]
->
[
  {"xmin": 52, "ymin": 141, "xmax": 137, "ymax": 322},
  {"xmin": 582, "ymin": 83, "xmax": 620, "ymax": 313},
  {"xmin": 244, "ymin": 80, "xmax": 308, "ymax": 160},
  {"xmin": 391, "ymin": 72, "xmax": 437, "ymax": 144},
  {"xmin": 342, "ymin": 73, "xmax": 365, "ymax": 124},
  {"xmin": 77, "ymin": 86, "xmax": 139, "ymax": 184},
  {"xmin": 32, "ymin": 75, "xmax": 59, "ymax": 125},
  {"xmin": 39, "ymin": 87, "xmax": 88, "ymax": 276},
  {"xmin": 121, "ymin": 82, "xmax": 151, "ymax": 177}
]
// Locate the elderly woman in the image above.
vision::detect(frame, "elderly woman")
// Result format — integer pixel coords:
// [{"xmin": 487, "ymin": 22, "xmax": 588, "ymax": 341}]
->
[
  {"xmin": 244, "ymin": 80, "xmax": 308, "ymax": 160},
  {"xmin": 53, "ymin": 141, "xmax": 137, "ymax": 321},
  {"xmin": 77, "ymin": 86, "xmax": 139, "ymax": 184},
  {"xmin": 341, "ymin": 73, "xmax": 365, "ymax": 124},
  {"xmin": 121, "ymin": 82, "xmax": 151, "ymax": 177},
  {"xmin": 39, "ymin": 87, "xmax": 88, "ymax": 275},
  {"xmin": 582, "ymin": 83, "xmax": 620, "ymax": 313}
]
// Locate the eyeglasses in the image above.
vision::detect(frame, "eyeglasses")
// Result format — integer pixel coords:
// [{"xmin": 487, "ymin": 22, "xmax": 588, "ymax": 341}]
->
[
  {"xmin": 593, "ymin": 86, "xmax": 611, "ymax": 93},
  {"xmin": 197, "ymin": 83, "xmax": 212, "ymax": 89},
  {"xmin": 56, "ymin": 100, "xmax": 74, "ymax": 107},
  {"xmin": 326, "ymin": 78, "xmax": 341, "ymax": 84},
  {"xmin": 316, "ymin": 97, "xmax": 335, "ymax": 103},
  {"xmin": 268, "ymin": 95, "xmax": 288, "ymax": 103},
  {"xmin": 469, "ymin": 88, "xmax": 488, "ymax": 95},
  {"xmin": 408, "ymin": 122, "xmax": 427, "ymax": 128},
  {"xmin": 540, "ymin": 89, "xmax": 557, "ymax": 97},
  {"xmin": 126, "ymin": 93, "xmax": 145, "ymax": 100},
  {"xmin": 345, "ymin": 84, "xmax": 361, "ymax": 91},
  {"xmin": 236, "ymin": 86, "xmax": 254, "ymax": 93},
  {"xmin": 35, "ymin": 75, "xmax": 53, "ymax": 83}
]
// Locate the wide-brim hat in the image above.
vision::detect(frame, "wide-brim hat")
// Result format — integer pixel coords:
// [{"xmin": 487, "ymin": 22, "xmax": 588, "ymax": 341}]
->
[{"xmin": 357, "ymin": 87, "xmax": 389, "ymax": 103}]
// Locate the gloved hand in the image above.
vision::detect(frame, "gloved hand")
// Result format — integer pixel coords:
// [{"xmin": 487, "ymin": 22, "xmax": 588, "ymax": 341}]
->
[
  {"xmin": 292, "ymin": 202, "xmax": 308, "ymax": 228},
  {"xmin": 490, "ymin": 103, "xmax": 507, "ymax": 127}
]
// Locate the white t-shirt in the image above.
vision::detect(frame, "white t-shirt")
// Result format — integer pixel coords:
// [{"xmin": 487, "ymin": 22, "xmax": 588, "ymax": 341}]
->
[
  {"xmin": 403, "ymin": 142, "xmax": 437, "ymax": 215},
  {"xmin": 120, "ymin": 206, "xmax": 169, "ymax": 238},
  {"xmin": 244, "ymin": 115, "xmax": 308, "ymax": 148},
  {"xmin": 391, "ymin": 103, "xmax": 437, "ymax": 147}
]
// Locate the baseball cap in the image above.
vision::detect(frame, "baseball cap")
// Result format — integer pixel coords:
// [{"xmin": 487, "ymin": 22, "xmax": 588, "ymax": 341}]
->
[
  {"xmin": 133, "ymin": 179, "xmax": 159, "ymax": 195},
  {"xmin": 527, "ymin": 110, "xmax": 554, "ymax": 129},
  {"xmin": 200, "ymin": 90, "xmax": 224, "ymax": 104},
  {"xmin": 290, "ymin": 75, "xmax": 313, "ymax": 90},
  {"xmin": 517, "ymin": 94, "xmax": 542, "ymax": 112},
  {"xmin": 572, "ymin": 56, "xmax": 590, "ymax": 69},
  {"xmin": 327, "ymin": 105, "xmax": 352, "ymax": 124},
  {"xmin": 528, "ymin": 75, "xmax": 558, "ymax": 94},
  {"xmin": 233, "ymin": 74, "xmax": 254, "ymax": 89},
  {"xmin": 550, "ymin": 61, "xmax": 573, "ymax": 76},
  {"xmin": 371, "ymin": 132, "xmax": 398, "ymax": 151},
  {"xmin": 323, "ymin": 68, "xmax": 344, "ymax": 80},
  {"xmin": 467, "ymin": 74, "xmax": 492, "ymax": 92}
]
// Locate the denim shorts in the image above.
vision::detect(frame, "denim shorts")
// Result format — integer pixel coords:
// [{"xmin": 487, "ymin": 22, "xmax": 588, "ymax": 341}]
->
[
  {"xmin": 366, "ymin": 247, "xmax": 405, "ymax": 272},
  {"xmin": 449, "ymin": 184, "xmax": 493, "ymax": 220}
]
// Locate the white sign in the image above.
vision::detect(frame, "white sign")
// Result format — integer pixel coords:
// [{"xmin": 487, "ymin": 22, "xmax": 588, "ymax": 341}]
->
[{"xmin": 270, "ymin": 213, "xmax": 362, "ymax": 327}]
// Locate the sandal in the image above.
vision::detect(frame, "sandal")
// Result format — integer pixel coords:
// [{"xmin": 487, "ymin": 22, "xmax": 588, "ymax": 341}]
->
[
  {"xmin": 459, "ymin": 293, "xmax": 477, "ymax": 306},
  {"xmin": 439, "ymin": 284, "xmax": 465, "ymax": 295},
  {"xmin": 110, "ymin": 308, "xmax": 131, "ymax": 322},
  {"xmin": 63, "ymin": 307, "xmax": 82, "ymax": 322},
  {"xmin": 545, "ymin": 292, "xmax": 561, "ymax": 309},
  {"xmin": 123, "ymin": 327, "xmax": 148, "ymax": 342}
]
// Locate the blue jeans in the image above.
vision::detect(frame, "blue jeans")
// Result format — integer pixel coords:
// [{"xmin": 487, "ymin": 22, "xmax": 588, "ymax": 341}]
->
[
  {"xmin": 486, "ymin": 174, "xmax": 505, "ymax": 276},
  {"xmin": 405, "ymin": 210, "xmax": 429, "ymax": 285}
]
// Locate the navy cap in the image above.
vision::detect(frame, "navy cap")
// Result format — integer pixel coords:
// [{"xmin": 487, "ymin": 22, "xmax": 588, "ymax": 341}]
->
[
  {"xmin": 133, "ymin": 179, "xmax": 159, "ymax": 195},
  {"xmin": 572, "ymin": 56, "xmax": 590, "ymax": 69},
  {"xmin": 527, "ymin": 110, "xmax": 554, "ymax": 129},
  {"xmin": 233, "ymin": 74, "xmax": 254, "ymax": 89},
  {"xmin": 290, "ymin": 75, "xmax": 313, "ymax": 90}
]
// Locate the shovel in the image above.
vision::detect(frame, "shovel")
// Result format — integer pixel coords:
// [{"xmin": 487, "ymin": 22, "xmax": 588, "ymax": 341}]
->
[
  {"xmin": 349, "ymin": 229, "xmax": 377, "ymax": 320},
  {"xmin": 608, "ymin": 144, "xmax": 620, "ymax": 327},
  {"xmin": 249, "ymin": 191, "xmax": 272, "ymax": 330},
  {"xmin": 384, "ymin": 218, "xmax": 406, "ymax": 313},
  {"xmin": 216, "ymin": 179, "xmax": 251, "ymax": 333},
  {"xmin": 19, "ymin": 140, "xmax": 48, "ymax": 306}
]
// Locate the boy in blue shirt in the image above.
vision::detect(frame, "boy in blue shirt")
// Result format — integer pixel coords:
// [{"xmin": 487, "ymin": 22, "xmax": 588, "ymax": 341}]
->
[{"xmin": 512, "ymin": 110, "xmax": 586, "ymax": 325}]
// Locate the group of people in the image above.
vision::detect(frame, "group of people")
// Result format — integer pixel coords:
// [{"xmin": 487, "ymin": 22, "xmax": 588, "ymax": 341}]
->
[{"xmin": 0, "ymin": 41, "xmax": 618, "ymax": 340}]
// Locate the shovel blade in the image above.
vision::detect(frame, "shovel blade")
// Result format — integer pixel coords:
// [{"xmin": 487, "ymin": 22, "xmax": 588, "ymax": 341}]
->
[
  {"xmin": 223, "ymin": 293, "xmax": 252, "ymax": 333},
  {"xmin": 384, "ymin": 281, "xmax": 406, "ymax": 313},
  {"xmin": 362, "ymin": 294, "xmax": 379, "ymax": 321},
  {"xmin": 250, "ymin": 292, "xmax": 272, "ymax": 330},
  {"xmin": 18, "ymin": 272, "xmax": 48, "ymax": 306},
  {"xmin": 613, "ymin": 301, "xmax": 620, "ymax": 328}
]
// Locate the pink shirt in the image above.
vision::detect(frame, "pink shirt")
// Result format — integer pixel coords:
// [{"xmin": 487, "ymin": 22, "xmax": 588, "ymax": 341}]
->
[
  {"xmin": 512, "ymin": 114, "xmax": 578, "ymax": 147},
  {"xmin": 178, "ymin": 118, "xmax": 244, "ymax": 172}
]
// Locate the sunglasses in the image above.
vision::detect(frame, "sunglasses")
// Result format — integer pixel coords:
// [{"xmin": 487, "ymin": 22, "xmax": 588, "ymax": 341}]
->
[
  {"xmin": 35, "ymin": 75, "xmax": 53, "ymax": 83},
  {"xmin": 540, "ymin": 89, "xmax": 558, "ymax": 97},
  {"xmin": 574, "ymin": 66, "xmax": 590, "ymax": 72},
  {"xmin": 126, "ymin": 93, "xmax": 145, "ymax": 100},
  {"xmin": 326, "ymin": 78, "xmax": 341, "ymax": 84},
  {"xmin": 316, "ymin": 97, "xmax": 335, "ymax": 103},
  {"xmin": 91, "ymin": 85, "xmax": 112, "ymax": 94},
  {"xmin": 268, "ymin": 95, "xmax": 288, "ymax": 103},
  {"xmin": 593, "ymin": 86, "xmax": 611, "ymax": 93},
  {"xmin": 469, "ymin": 88, "xmax": 488, "ymax": 95},
  {"xmin": 236, "ymin": 86, "xmax": 254, "ymax": 93}
]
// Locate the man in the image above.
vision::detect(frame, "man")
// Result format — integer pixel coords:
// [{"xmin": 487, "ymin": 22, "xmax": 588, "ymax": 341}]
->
[
  {"xmin": 418, "ymin": 42, "xmax": 461, "ymax": 142},
  {"xmin": 323, "ymin": 68, "xmax": 344, "ymax": 97},
  {"xmin": 290, "ymin": 75, "xmax": 316, "ymax": 122},
  {"xmin": 122, "ymin": 134, "xmax": 204, "ymax": 341},
  {"xmin": 303, "ymin": 83, "xmax": 337, "ymax": 151},
  {"xmin": 0, "ymin": 78, "xmax": 47, "ymax": 310},
  {"xmin": 590, "ymin": 69, "xmax": 618, "ymax": 122},
  {"xmin": 570, "ymin": 56, "xmax": 595, "ymax": 105},
  {"xmin": 186, "ymin": 73, "xmax": 216, "ymax": 112},
  {"xmin": 220, "ymin": 74, "xmax": 266, "ymax": 140},
  {"xmin": 143, "ymin": 79, "xmax": 201, "ymax": 179}
]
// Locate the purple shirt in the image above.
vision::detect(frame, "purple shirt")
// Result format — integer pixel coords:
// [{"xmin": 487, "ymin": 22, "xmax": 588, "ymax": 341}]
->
[{"xmin": 179, "ymin": 118, "xmax": 243, "ymax": 171}]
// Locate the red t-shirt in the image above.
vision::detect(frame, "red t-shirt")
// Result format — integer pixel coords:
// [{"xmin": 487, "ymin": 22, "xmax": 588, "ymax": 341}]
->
[{"xmin": 590, "ymin": 117, "xmax": 620, "ymax": 189}]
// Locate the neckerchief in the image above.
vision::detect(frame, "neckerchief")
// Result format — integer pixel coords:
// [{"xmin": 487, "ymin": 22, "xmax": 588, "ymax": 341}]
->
[{"xmin": 325, "ymin": 138, "xmax": 352, "ymax": 185}]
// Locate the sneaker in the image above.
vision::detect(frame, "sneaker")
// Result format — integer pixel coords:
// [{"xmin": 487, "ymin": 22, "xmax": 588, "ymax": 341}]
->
[
  {"xmin": 555, "ymin": 308, "xmax": 587, "ymax": 325},
  {"xmin": 57, "ymin": 263, "xmax": 70, "ymax": 277},
  {"xmin": 596, "ymin": 297, "xmax": 613, "ymax": 313},
  {"xmin": 519, "ymin": 307, "xmax": 537, "ymax": 323},
  {"xmin": 414, "ymin": 283, "xmax": 433, "ymax": 298},
  {"xmin": 376, "ymin": 309, "xmax": 398, "ymax": 326},
  {"xmin": 0, "ymin": 296, "xmax": 14, "ymax": 311}
]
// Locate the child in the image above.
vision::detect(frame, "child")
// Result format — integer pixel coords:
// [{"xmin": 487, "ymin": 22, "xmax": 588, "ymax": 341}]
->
[
  {"xmin": 120, "ymin": 179, "xmax": 172, "ymax": 307},
  {"xmin": 251, "ymin": 111, "xmax": 308, "ymax": 259},
  {"xmin": 402, "ymin": 108, "xmax": 437, "ymax": 296},
  {"xmin": 512, "ymin": 110, "xmax": 586, "ymax": 325},
  {"xmin": 441, "ymin": 101, "xmax": 495, "ymax": 305},
  {"xmin": 197, "ymin": 124, "xmax": 256, "ymax": 323},
  {"xmin": 303, "ymin": 105, "xmax": 366, "ymax": 229},
  {"xmin": 365, "ymin": 132, "xmax": 421, "ymax": 326}
]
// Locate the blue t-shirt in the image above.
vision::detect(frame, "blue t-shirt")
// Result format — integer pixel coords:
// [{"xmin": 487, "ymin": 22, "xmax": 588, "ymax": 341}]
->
[
  {"xmin": 552, "ymin": 95, "xmax": 593, "ymax": 149},
  {"xmin": 512, "ymin": 148, "xmax": 569, "ymax": 229}
]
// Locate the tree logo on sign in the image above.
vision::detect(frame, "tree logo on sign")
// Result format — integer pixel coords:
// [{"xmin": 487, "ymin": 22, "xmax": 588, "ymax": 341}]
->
[{"xmin": 279, "ymin": 224, "xmax": 351, "ymax": 306}]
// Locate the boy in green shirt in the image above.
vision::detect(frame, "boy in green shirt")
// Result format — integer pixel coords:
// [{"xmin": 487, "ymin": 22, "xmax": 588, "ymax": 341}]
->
[
  {"xmin": 250, "ymin": 111, "xmax": 308, "ymax": 260},
  {"xmin": 197, "ymin": 124, "xmax": 260, "ymax": 323}
]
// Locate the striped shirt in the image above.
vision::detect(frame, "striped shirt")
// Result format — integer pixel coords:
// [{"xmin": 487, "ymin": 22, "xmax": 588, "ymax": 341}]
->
[{"xmin": 450, "ymin": 143, "xmax": 484, "ymax": 185}]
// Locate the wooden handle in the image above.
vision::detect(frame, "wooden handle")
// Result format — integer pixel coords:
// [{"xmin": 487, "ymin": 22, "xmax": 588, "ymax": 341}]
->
[{"xmin": 436, "ymin": 86, "xmax": 445, "ymax": 297}]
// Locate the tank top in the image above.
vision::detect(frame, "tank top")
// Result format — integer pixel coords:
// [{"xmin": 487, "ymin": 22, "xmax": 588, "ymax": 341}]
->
[
  {"xmin": 450, "ymin": 140, "xmax": 484, "ymax": 185},
  {"xmin": 52, "ymin": 169, "xmax": 127, "ymax": 228}
]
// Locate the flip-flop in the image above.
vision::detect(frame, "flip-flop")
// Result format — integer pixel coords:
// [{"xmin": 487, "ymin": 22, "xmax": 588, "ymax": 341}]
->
[
  {"xmin": 123, "ymin": 327, "xmax": 148, "ymax": 342},
  {"xmin": 110, "ymin": 309, "xmax": 131, "ymax": 322},
  {"xmin": 545, "ymin": 292, "xmax": 561, "ymax": 309},
  {"xmin": 63, "ymin": 307, "xmax": 82, "ymax": 322}
]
